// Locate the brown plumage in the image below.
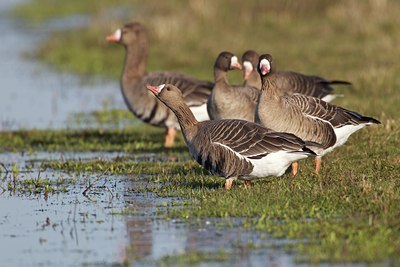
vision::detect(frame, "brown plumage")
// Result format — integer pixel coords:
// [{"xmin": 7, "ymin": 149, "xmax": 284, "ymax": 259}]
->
[
  {"xmin": 256, "ymin": 54, "xmax": 380, "ymax": 173},
  {"xmin": 207, "ymin": 51, "xmax": 260, "ymax": 121},
  {"xmin": 106, "ymin": 22, "xmax": 213, "ymax": 147},
  {"xmin": 242, "ymin": 50, "xmax": 351, "ymax": 102},
  {"xmin": 147, "ymin": 84, "xmax": 319, "ymax": 189}
]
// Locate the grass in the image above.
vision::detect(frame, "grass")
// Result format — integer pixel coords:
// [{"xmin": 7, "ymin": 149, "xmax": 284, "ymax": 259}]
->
[
  {"xmin": 11, "ymin": 0, "xmax": 133, "ymax": 23},
  {"xmin": 156, "ymin": 249, "xmax": 230, "ymax": 266},
  {"xmin": 11, "ymin": 0, "xmax": 400, "ymax": 109},
  {"xmin": 0, "ymin": 166, "xmax": 76, "ymax": 195},
  {"xmin": 6, "ymin": 0, "xmax": 400, "ymax": 264},
  {"xmin": 20, "ymin": 122, "xmax": 398, "ymax": 263},
  {"xmin": 0, "ymin": 119, "xmax": 186, "ymax": 153},
  {"xmin": 70, "ymin": 109, "xmax": 134, "ymax": 129},
  {"xmin": 1, "ymin": 124, "xmax": 399, "ymax": 264}
]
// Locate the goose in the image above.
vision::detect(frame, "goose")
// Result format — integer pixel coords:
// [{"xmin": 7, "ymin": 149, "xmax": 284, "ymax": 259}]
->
[
  {"xmin": 207, "ymin": 51, "xmax": 260, "ymax": 121},
  {"xmin": 147, "ymin": 83, "xmax": 320, "ymax": 190},
  {"xmin": 242, "ymin": 50, "xmax": 352, "ymax": 102},
  {"xmin": 256, "ymin": 54, "xmax": 380, "ymax": 174},
  {"xmin": 106, "ymin": 22, "xmax": 213, "ymax": 147}
]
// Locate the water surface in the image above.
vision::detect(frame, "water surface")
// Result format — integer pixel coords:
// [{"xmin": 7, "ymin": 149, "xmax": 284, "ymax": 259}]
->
[
  {"xmin": 0, "ymin": 152, "xmax": 301, "ymax": 267},
  {"xmin": 0, "ymin": 0, "xmax": 124, "ymax": 130}
]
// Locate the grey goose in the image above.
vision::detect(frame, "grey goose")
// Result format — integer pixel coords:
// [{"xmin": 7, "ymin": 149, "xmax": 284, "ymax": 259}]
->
[
  {"xmin": 147, "ymin": 83, "xmax": 319, "ymax": 190},
  {"xmin": 207, "ymin": 51, "xmax": 260, "ymax": 121},
  {"xmin": 106, "ymin": 22, "xmax": 213, "ymax": 147},
  {"xmin": 256, "ymin": 54, "xmax": 380, "ymax": 174},
  {"xmin": 242, "ymin": 50, "xmax": 352, "ymax": 102}
]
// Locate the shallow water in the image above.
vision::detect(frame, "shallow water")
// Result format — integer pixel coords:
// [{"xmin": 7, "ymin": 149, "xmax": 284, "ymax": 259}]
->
[
  {"xmin": 1, "ymin": 150, "xmax": 374, "ymax": 267},
  {"xmin": 0, "ymin": 153, "xmax": 292, "ymax": 267},
  {"xmin": 0, "ymin": 179, "xmax": 127, "ymax": 266},
  {"xmin": 0, "ymin": 0, "xmax": 125, "ymax": 131},
  {"xmin": 0, "ymin": 151, "xmax": 127, "ymax": 169}
]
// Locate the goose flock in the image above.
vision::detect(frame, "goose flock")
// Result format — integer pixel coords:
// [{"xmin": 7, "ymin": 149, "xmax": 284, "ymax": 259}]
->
[{"xmin": 107, "ymin": 22, "xmax": 380, "ymax": 190}]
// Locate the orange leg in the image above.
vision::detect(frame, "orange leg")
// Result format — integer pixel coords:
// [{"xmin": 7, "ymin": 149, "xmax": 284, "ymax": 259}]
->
[
  {"xmin": 244, "ymin": 180, "xmax": 253, "ymax": 189},
  {"xmin": 225, "ymin": 178, "xmax": 235, "ymax": 190},
  {"xmin": 164, "ymin": 128, "xmax": 177, "ymax": 148},
  {"xmin": 291, "ymin": 162, "xmax": 299, "ymax": 176},
  {"xmin": 315, "ymin": 156, "xmax": 322, "ymax": 174}
]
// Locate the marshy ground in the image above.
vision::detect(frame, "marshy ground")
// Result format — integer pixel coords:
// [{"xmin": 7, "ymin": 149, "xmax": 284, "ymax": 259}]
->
[{"xmin": 1, "ymin": 0, "xmax": 400, "ymax": 266}]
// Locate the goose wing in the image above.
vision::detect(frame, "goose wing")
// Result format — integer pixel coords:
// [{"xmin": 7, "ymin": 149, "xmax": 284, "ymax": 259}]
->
[
  {"xmin": 287, "ymin": 94, "xmax": 380, "ymax": 127},
  {"xmin": 206, "ymin": 120, "xmax": 314, "ymax": 160},
  {"xmin": 278, "ymin": 71, "xmax": 333, "ymax": 98}
]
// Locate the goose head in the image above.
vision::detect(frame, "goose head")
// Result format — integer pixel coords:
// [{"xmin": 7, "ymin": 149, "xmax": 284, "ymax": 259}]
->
[
  {"xmin": 106, "ymin": 22, "xmax": 148, "ymax": 47},
  {"xmin": 214, "ymin": 51, "xmax": 242, "ymax": 72},
  {"xmin": 242, "ymin": 50, "xmax": 259, "ymax": 80},
  {"xmin": 146, "ymin": 84, "xmax": 184, "ymax": 108},
  {"xmin": 257, "ymin": 54, "xmax": 275, "ymax": 77}
]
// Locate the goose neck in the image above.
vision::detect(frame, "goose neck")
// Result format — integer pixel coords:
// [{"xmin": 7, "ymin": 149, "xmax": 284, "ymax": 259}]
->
[
  {"xmin": 261, "ymin": 75, "xmax": 278, "ymax": 95},
  {"xmin": 122, "ymin": 44, "xmax": 148, "ymax": 83},
  {"xmin": 171, "ymin": 104, "xmax": 198, "ymax": 132},
  {"xmin": 214, "ymin": 68, "xmax": 229, "ymax": 85}
]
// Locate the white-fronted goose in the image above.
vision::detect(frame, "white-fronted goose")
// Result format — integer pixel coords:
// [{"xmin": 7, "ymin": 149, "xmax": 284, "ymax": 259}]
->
[
  {"xmin": 106, "ymin": 22, "xmax": 213, "ymax": 147},
  {"xmin": 207, "ymin": 51, "xmax": 260, "ymax": 121},
  {"xmin": 256, "ymin": 54, "xmax": 381, "ymax": 173},
  {"xmin": 242, "ymin": 50, "xmax": 352, "ymax": 102},
  {"xmin": 147, "ymin": 83, "xmax": 319, "ymax": 189}
]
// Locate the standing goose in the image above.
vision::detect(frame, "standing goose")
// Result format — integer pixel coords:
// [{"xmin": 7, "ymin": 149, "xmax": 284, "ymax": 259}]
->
[
  {"xmin": 207, "ymin": 51, "xmax": 260, "ymax": 121},
  {"xmin": 242, "ymin": 50, "xmax": 352, "ymax": 102},
  {"xmin": 106, "ymin": 22, "xmax": 213, "ymax": 147},
  {"xmin": 147, "ymin": 84, "xmax": 320, "ymax": 189},
  {"xmin": 256, "ymin": 54, "xmax": 380, "ymax": 174}
]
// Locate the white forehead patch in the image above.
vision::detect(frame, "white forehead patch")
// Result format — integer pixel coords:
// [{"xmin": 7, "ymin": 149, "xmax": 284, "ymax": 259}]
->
[
  {"xmin": 230, "ymin": 56, "xmax": 239, "ymax": 67},
  {"xmin": 157, "ymin": 84, "xmax": 166, "ymax": 93},
  {"xmin": 243, "ymin": 61, "xmax": 253, "ymax": 72},
  {"xmin": 114, "ymin": 29, "xmax": 122, "ymax": 41},
  {"xmin": 259, "ymin": 58, "xmax": 270, "ymax": 70}
]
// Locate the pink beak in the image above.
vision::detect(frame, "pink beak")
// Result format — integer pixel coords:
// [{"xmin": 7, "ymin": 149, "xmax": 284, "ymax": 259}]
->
[
  {"xmin": 243, "ymin": 69, "xmax": 251, "ymax": 80},
  {"xmin": 231, "ymin": 62, "xmax": 242, "ymax": 70},
  {"xmin": 106, "ymin": 35, "xmax": 118, "ymax": 42},
  {"xmin": 146, "ymin": 85, "xmax": 159, "ymax": 95},
  {"xmin": 106, "ymin": 32, "xmax": 120, "ymax": 42},
  {"xmin": 261, "ymin": 64, "xmax": 270, "ymax": 75}
]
